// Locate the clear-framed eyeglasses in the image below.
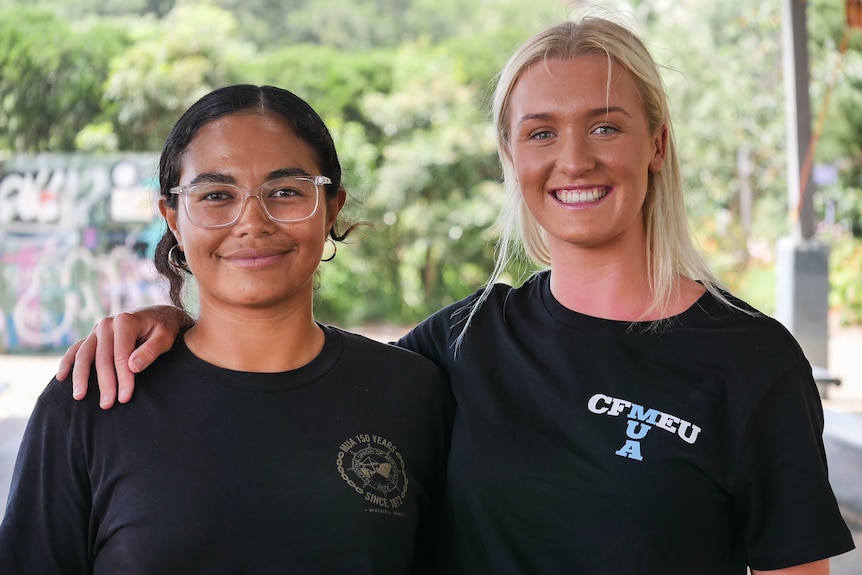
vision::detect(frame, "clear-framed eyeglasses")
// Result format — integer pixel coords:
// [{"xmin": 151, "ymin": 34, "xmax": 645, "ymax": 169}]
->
[{"xmin": 169, "ymin": 175, "xmax": 330, "ymax": 229}]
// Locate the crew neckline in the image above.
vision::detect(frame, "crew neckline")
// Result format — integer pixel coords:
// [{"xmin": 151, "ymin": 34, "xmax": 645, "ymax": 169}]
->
[
  {"xmin": 534, "ymin": 271, "xmax": 715, "ymax": 334},
  {"xmin": 171, "ymin": 323, "xmax": 344, "ymax": 392}
]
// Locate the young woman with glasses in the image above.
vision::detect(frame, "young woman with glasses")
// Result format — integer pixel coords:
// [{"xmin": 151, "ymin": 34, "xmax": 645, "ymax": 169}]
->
[
  {"xmin": 0, "ymin": 85, "xmax": 453, "ymax": 574},
  {"xmin": 50, "ymin": 16, "xmax": 854, "ymax": 574}
]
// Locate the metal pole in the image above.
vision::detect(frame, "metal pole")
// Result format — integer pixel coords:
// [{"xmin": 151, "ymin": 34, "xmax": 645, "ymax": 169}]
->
[
  {"xmin": 781, "ymin": 0, "xmax": 817, "ymax": 239},
  {"xmin": 777, "ymin": 0, "xmax": 833, "ymax": 392}
]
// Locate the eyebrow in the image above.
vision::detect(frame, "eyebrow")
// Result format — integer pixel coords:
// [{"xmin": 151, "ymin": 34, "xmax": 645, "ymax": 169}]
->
[
  {"xmin": 516, "ymin": 106, "xmax": 632, "ymax": 126},
  {"xmin": 267, "ymin": 167, "xmax": 313, "ymax": 179},
  {"xmin": 187, "ymin": 167, "xmax": 312, "ymax": 186}
]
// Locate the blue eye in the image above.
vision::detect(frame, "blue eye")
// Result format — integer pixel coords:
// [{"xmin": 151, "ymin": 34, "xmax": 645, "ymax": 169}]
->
[
  {"xmin": 594, "ymin": 125, "xmax": 619, "ymax": 136},
  {"xmin": 530, "ymin": 130, "xmax": 554, "ymax": 140}
]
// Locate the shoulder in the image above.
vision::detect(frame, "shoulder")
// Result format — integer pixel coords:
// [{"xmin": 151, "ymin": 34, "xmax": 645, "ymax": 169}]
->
[
  {"xmin": 694, "ymin": 289, "xmax": 802, "ymax": 346},
  {"xmin": 326, "ymin": 325, "xmax": 446, "ymax": 377},
  {"xmin": 37, "ymin": 346, "xmax": 187, "ymax": 416},
  {"xmin": 413, "ymin": 272, "xmax": 545, "ymax": 336},
  {"xmin": 20, "ymin": 375, "xmax": 106, "ymax": 441},
  {"xmin": 324, "ymin": 326, "xmax": 453, "ymax": 415},
  {"xmin": 397, "ymin": 273, "xmax": 546, "ymax": 364},
  {"xmin": 681, "ymin": 290, "xmax": 815, "ymax": 394},
  {"xmin": 34, "ymin": 376, "xmax": 84, "ymax": 414}
]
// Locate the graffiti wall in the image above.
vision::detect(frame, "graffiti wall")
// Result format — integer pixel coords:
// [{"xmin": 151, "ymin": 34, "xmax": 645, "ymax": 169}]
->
[{"xmin": 0, "ymin": 154, "xmax": 170, "ymax": 352}]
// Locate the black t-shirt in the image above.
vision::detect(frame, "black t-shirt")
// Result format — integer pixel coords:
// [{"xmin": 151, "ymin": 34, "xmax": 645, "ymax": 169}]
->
[
  {"xmin": 399, "ymin": 271, "xmax": 855, "ymax": 574},
  {"xmin": 0, "ymin": 326, "xmax": 454, "ymax": 574}
]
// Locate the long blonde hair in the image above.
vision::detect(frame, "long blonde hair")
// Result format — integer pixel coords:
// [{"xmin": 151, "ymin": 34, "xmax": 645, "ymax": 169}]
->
[{"xmin": 456, "ymin": 17, "xmax": 734, "ymax": 348}]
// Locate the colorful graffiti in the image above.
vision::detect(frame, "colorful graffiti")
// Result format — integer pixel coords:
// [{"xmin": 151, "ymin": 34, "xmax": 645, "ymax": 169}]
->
[{"xmin": 0, "ymin": 154, "xmax": 170, "ymax": 352}]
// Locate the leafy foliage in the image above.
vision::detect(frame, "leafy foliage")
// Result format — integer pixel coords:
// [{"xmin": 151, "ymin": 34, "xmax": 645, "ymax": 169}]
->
[
  {"xmin": 102, "ymin": 4, "xmax": 254, "ymax": 150},
  {"xmin": 317, "ymin": 41, "xmax": 504, "ymax": 324},
  {"xmin": 639, "ymin": 0, "xmax": 862, "ymax": 315},
  {"xmin": 247, "ymin": 44, "xmax": 396, "ymax": 125},
  {"xmin": 1, "ymin": 0, "xmax": 860, "ymax": 325},
  {"xmin": 827, "ymin": 232, "xmax": 862, "ymax": 325},
  {"xmin": 0, "ymin": 7, "xmax": 128, "ymax": 151}
]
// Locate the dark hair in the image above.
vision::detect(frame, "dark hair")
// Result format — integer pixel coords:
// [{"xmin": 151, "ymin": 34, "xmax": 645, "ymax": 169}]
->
[{"xmin": 154, "ymin": 84, "xmax": 354, "ymax": 308}]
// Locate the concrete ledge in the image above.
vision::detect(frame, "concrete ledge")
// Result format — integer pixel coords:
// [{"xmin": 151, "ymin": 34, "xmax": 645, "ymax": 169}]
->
[{"xmin": 824, "ymin": 409, "xmax": 862, "ymax": 523}]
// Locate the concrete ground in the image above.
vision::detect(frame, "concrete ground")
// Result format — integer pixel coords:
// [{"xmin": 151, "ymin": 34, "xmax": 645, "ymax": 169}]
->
[{"xmin": 1, "ymin": 324, "xmax": 861, "ymax": 570}]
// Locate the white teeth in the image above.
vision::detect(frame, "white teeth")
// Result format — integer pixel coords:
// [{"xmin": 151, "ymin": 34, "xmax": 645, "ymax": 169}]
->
[{"xmin": 555, "ymin": 187, "xmax": 607, "ymax": 204}]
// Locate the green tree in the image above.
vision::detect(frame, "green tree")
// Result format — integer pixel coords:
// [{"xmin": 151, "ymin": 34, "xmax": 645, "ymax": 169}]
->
[
  {"xmin": 647, "ymin": 1, "xmax": 786, "ymax": 253},
  {"xmin": 808, "ymin": 0, "xmax": 862, "ymax": 237},
  {"xmin": 639, "ymin": 0, "xmax": 861, "ymax": 312},
  {"xmin": 626, "ymin": 0, "xmax": 788, "ymax": 310},
  {"xmin": 101, "ymin": 4, "xmax": 254, "ymax": 150},
  {"xmin": 3, "ymin": 0, "xmax": 859, "ymax": 324},
  {"xmin": 223, "ymin": 0, "xmax": 565, "ymax": 49},
  {"xmin": 0, "ymin": 7, "xmax": 128, "ymax": 151},
  {"xmin": 42, "ymin": 0, "xmax": 174, "ymax": 18},
  {"xmin": 247, "ymin": 44, "xmax": 396, "ymax": 125},
  {"xmin": 317, "ymin": 41, "xmax": 503, "ymax": 324}
]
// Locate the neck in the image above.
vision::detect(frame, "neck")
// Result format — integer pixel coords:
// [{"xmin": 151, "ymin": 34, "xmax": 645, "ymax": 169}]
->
[
  {"xmin": 546, "ymin": 236, "xmax": 704, "ymax": 321},
  {"xmin": 548, "ymin": 246, "xmax": 655, "ymax": 321},
  {"xmin": 185, "ymin": 304, "xmax": 324, "ymax": 373}
]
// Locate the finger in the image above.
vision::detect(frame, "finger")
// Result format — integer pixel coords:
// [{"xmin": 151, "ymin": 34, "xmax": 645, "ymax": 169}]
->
[
  {"xmin": 112, "ymin": 312, "xmax": 142, "ymax": 404},
  {"xmin": 57, "ymin": 338, "xmax": 85, "ymax": 383},
  {"xmin": 119, "ymin": 319, "xmax": 181, "ymax": 403},
  {"xmin": 70, "ymin": 330, "xmax": 100, "ymax": 400},
  {"xmin": 125, "ymin": 305, "xmax": 190, "ymax": 375},
  {"xmin": 128, "ymin": 325, "xmax": 180, "ymax": 372},
  {"xmin": 90, "ymin": 318, "xmax": 120, "ymax": 410}
]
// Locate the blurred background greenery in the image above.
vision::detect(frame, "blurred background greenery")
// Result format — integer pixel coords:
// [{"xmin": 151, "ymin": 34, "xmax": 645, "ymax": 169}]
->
[{"xmin": 1, "ymin": 0, "xmax": 860, "ymax": 329}]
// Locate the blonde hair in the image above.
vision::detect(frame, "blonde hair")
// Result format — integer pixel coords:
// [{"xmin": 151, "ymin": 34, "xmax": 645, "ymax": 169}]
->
[{"xmin": 456, "ymin": 17, "xmax": 734, "ymax": 348}]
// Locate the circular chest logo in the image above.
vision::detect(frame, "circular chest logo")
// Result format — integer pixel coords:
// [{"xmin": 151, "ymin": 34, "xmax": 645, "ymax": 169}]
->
[{"xmin": 337, "ymin": 434, "xmax": 408, "ymax": 510}]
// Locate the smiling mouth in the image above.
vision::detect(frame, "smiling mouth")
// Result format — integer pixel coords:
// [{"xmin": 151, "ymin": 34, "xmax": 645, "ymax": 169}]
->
[
  {"xmin": 554, "ymin": 187, "xmax": 608, "ymax": 204},
  {"xmin": 222, "ymin": 248, "xmax": 288, "ymax": 269}
]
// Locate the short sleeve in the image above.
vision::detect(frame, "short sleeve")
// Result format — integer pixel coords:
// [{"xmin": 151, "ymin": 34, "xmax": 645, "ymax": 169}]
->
[
  {"xmin": 0, "ymin": 380, "xmax": 92, "ymax": 574},
  {"xmin": 734, "ymin": 359, "xmax": 854, "ymax": 570}
]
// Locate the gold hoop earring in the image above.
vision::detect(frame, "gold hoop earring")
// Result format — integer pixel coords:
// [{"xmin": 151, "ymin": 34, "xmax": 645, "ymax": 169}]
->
[
  {"xmin": 321, "ymin": 237, "xmax": 337, "ymax": 262},
  {"xmin": 167, "ymin": 245, "xmax": 189, "ymax": 270}
]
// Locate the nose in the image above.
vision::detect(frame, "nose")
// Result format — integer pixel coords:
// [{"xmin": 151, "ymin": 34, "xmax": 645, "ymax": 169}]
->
[
  {"xmin": 233, "ymin": 194, "xmax": 276, "ymax": 233},
  {"xmin": 557, "ymin": 132, "xmax": 596, "ymax": 176}
]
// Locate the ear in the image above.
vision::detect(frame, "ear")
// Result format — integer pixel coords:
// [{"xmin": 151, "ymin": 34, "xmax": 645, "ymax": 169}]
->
[
  {"xmin": 648, "ymin": 124, "xmax": 668, "ymax": 173},
  {"xmin": 325, "ymin": 187, "xmax": 348, "ymax": 233},
  {"xmin": 159, "ymin": 197, "xmax": 183, "ymax": 248}
]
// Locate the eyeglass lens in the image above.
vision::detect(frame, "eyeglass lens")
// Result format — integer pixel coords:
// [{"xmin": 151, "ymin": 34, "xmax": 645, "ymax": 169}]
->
[{"xmin": 182, "ymin": 177, "xmax": 320, "ymax": 227}]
